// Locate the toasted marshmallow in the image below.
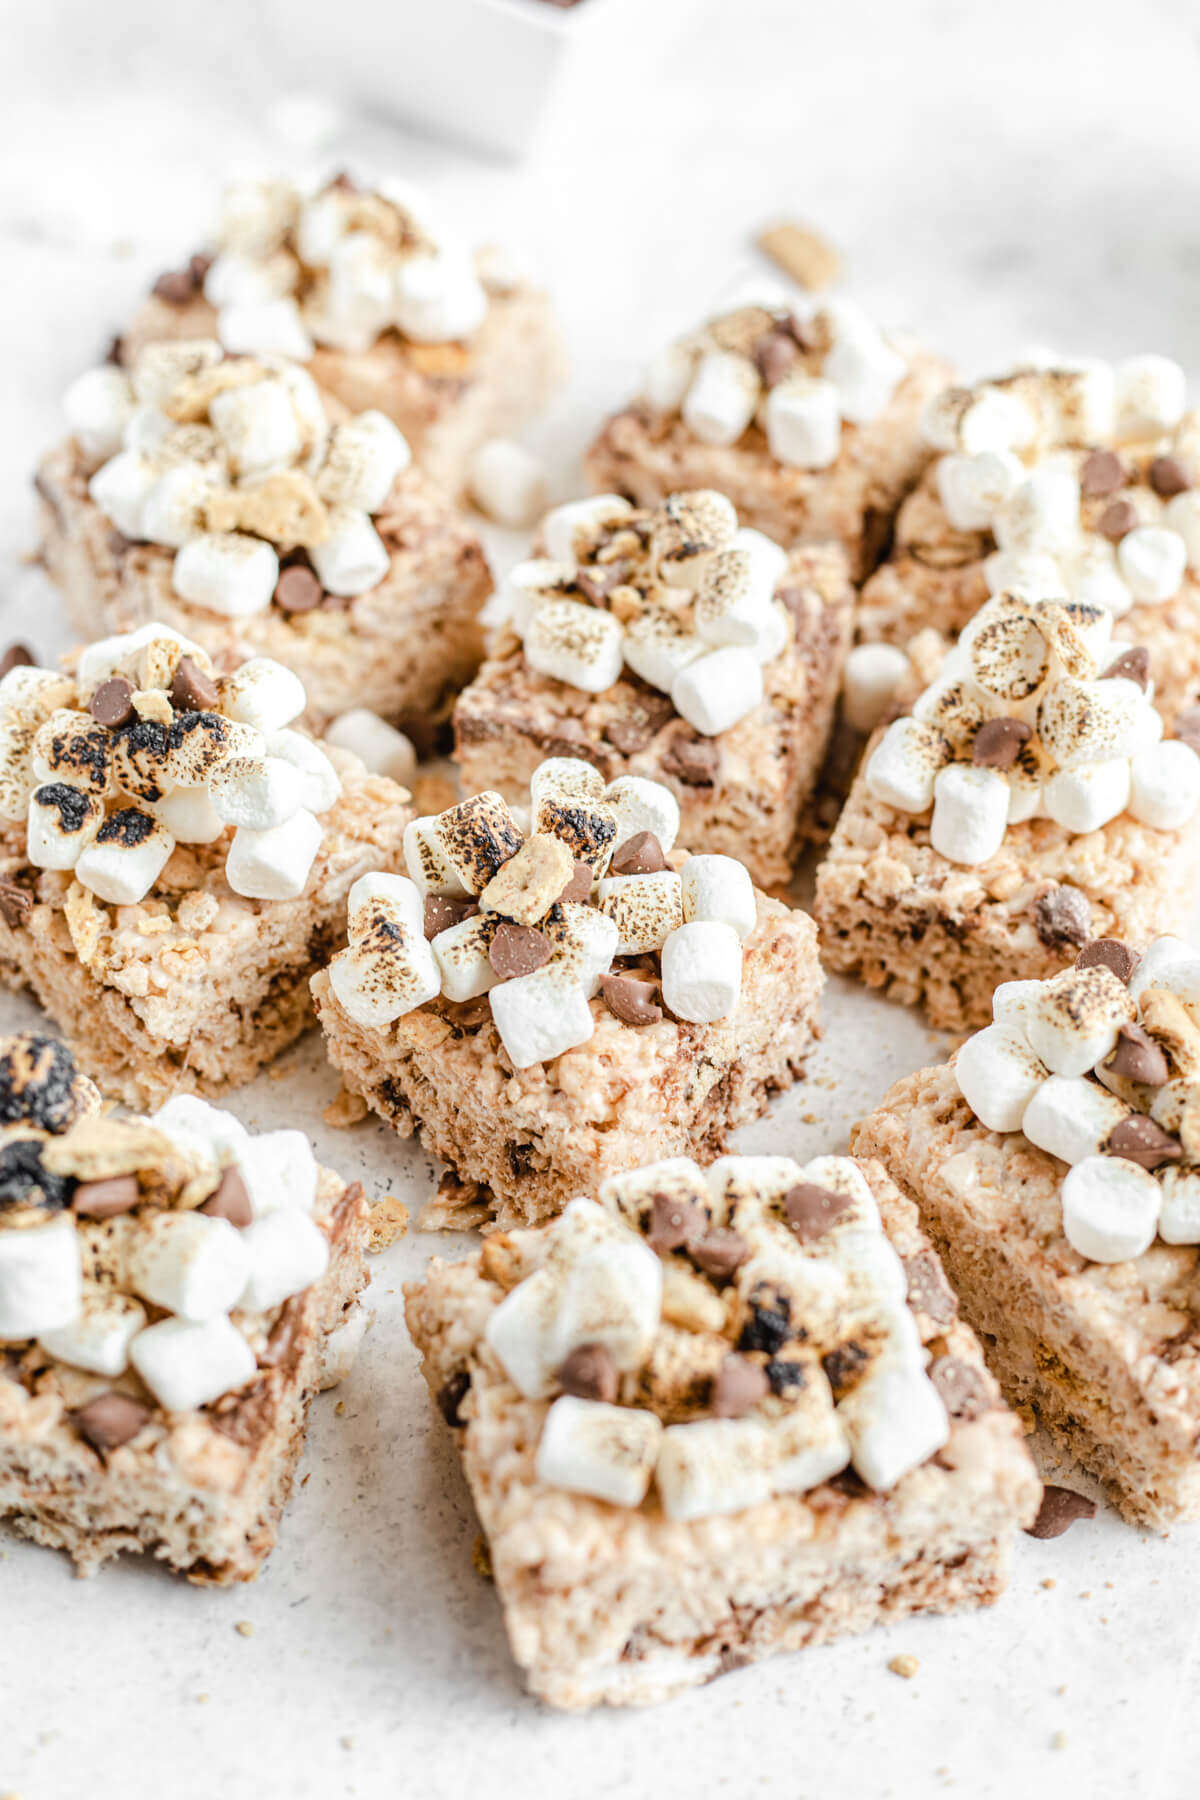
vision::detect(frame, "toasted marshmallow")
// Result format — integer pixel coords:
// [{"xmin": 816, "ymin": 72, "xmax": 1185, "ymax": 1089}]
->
[
  {"xmin": 992, "ymin": 978, "xmax": 1044, "ymax": 1030},
  {"xmin": 217, "ymin": 297, "xmax": 314, "ymax": 361},
  {"xmin": 606, "ymin": 776, "xmax": 680, "ymax": 856},
  {"xmin": 204, "ymin": 247, "xmax": 299, "ymax": 309},
  {"xmin": 680, "ymin": 854, "xmax": 757, "ymax": 940},
  {"xmin": 596, "ymin": 871, "xmax": 683, "ymax": 955},
  {"xmin": 489, "ymin": 962, "xmax": 596, "ymax": 1068},
  {"xmin": 660, "ymin": 919, "xmax": 742, "ymax": 1023},
  {"xmin": 467, "ymin": 438, "xmax": 549, "ymax": 529},
  {"xmin": 929, "ymin": 762, "xmax": 1010, "ymax": 866},
  {"xmin": 954, "ymin": 1023, "xmax": 1049, "ymax": 1133},
  {"xmin": 622, "ymin": 605, "xmax": 707, "ymax": 693},
  {"xmin": 209, "ymin": 753, "xmax": 304, "ymax": 831},
  {"xmin": 220, "ymin": 657, "xmax": 306, "ymax": 733},
  {"xmin": 1025, "ymin": 965, "xmax": 1134, "ymax": 1078},
  {"xmin": 313, "ymin": 411, "xmax": 411, "ymax": 513},
  {"xmin": 1128, "ymin": 936, "xmax": 1195, "ymax": 1002},
  {"xmin": 130, "ymin": 1313, "xmax": 257, "ymax": 1413},
  {"xmin": 431, "ymin": 914, "xmax": 500, "ymax": 1003},
  {"xmin": 392, "ymin": 252, "xmax": 487, "ymax": 343},
  {"xmin": 309, "ymin": 508, "xmax": 391, "ymax": 598},
  {"xmin": 535, "ymin": 1395, "xmax": 662, "ymax": 1507},
  {"xmin": 265, "ymin": 730, "xmax": 341, "ymax": 814},
  {"xmin": 89, "ymin": 449, "xmax": 159, "ymax": 540},
  {"xmin": 225, "ymin": 807, "xmax": 322, "ymax": 900},
  {"xmin": 1127, "ymin": 740, "xmax": 1200, "ymax": 831},
  {"xmin": 235, "ymin": 1128, "xmax": 318, "ymax": 1217},
  {"xmin": 1021, "ymin": 1075, "xmax": 1131, "ymax": 1166},
  {"xmin": 1042, "ymin": 758, "xmax": 1132, "ymax": 833},
  {"xmin": 64, "ymin": 365, "xmax": 135, "ymax": 462},
  {"xmin": 531, "ymin": 757, "xmax": 606, "ymax": 807},
  {"xmin": 825, "ymin": 327, "xmax": 905, "ymax": 424},
  {"xmin": 209, "ymin": 378, "xmax": 301, "ymax": 479},
  {"xmin": 436, "ymin": 791, "xmax": 524, "ymax": 895},
  {"xmin": 347, "ymin": 869, "xmax": 425, "ymax": 939},
  {"xmin": 983, "ymin": 548, "xmax": 1066, "ymax": 603},
  {"xmin": 1037, "ymin": 676, "xmax": 1152, "ymax": 770},
  {"xmin": 524, "ymin": 599, "xmax": 625, "ymax": 695},
  {"xmin": 671, "ymin": 645, "xmax": 763, "ymax": 736},
  {"xmin": 324, "ymin": 709, "xmax": 416, "ymax": 787},
  {"xmin": 238, "ymin": 1209, "xmax": 329, "ymax": 1313},
  {"xmin": 1114, "ymin": 354, "xmax": 1187, "ymax": 441},
  {"xmin": 651, "ymin": 491, "xmax": 738, "ymax": 589},
  {"xmin": 404, "ymin": 814, "xmax": 469, "ymax": 898},
  {"xmin": 39, "ymin": 1289, "xmax": 147, "ymax": 1377},
  {"xmin": 127, "ymin": 1211, "xmax": 250, "ymax": 1322},
  {"xmin": 554, "ymin": 1234, "xmax": 662, "ymax": 1369},
  {"xmin": 75, "ymin": 809, "xmax": 174, "ymax": 905},
  {"xmin": 173, "ymin": 532, "xmax": 279, "ymax": 618},
  {"xmin": 656, "ymin": 1417, "xmax": 775, "ymax": 1521},
  {"xmin": 936, "ymin": 450, "xmax": 1023, "ymax": 532},
  {"xmin": 1060, "ymin": 1155, "xmax": 1161, "ymax": 1262},
  {"xmin": 865, "ymin": 716, "xmax": 951, "ymax": 813},
  {"xmin": 541, "ymin": 496, "xmax": 632, "ymax": 564},
  {"xmin": 330, "ymin": 922, "xmax": 442, "ymax": 1025},
  {"xmin": 0, "ymin": 1215, "xmax": 81, "ymax": 1338},
  {"xmin": 27, "ymin": 784, "xmax": 103, "ymax": 871},
  {"xmin": 765, "ymin": 374, "xmax": 841, "ymax": 469},
  {"xmin": 140, "ymin": 464, "xmax": 218, "ymax": 551},
  {"xmin": 681, "ymin": 350, "xmax": 759, "ymax": 447},
  {"xmin": 541, "ymin": 902, "xmax": 618, "ymax": 995},
  {"xmin": 839, "ymin": 1360, "xmax": 949, "ymax": 1490},
  {"xmin": 841, "ymin": 642, "xmax": 911, "ymax": 734}
]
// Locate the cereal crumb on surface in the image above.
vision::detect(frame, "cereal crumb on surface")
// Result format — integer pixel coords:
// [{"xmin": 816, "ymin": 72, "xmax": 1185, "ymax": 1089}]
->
[
  {"xmin": 1052, "ymin": 1730, "xmax": 1068, "ymax": 1750},
  {"xmin": 235, "ymin": 1620, "xmax": 255, "ymax": 1638},
  {"xmin": 1041, "ymin": 1577, "xmax": 1056, "ymax": 1589},
  {"xmin": 888, "ymin": 1653, "xmax": 919, "ymax": 1679},
  {"xmin": 335, "ymin": 1400, "xmax": 346, "ymax": 1416},
  {"xmin": 756, "ymin": 219, "xmax": 842, "ymax": 291},
  {"xmin": 367, "ymin": 1193, "xmax": 409, "ymax": 1252},
  {"xmin": 324, "ymin": 1085, "xmax": 370, "ymax": 1129},
  {"xmin": 472, "ymin": 1533, "xmax": 494, "ymax": 1581}
]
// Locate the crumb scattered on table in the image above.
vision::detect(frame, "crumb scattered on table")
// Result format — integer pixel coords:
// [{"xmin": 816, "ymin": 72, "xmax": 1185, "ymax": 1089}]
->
[
  {"xmin": 757, "ymin": 219, "xmax": 842, "ymax": 291},
  {"xmin": 324, "ymin": 1086, "xmax": 369, "ymax": 1129},
  {"xmin": 367, "ymin": 1193, "xmax": 409, "ymax": 1252},
  {"xmin": 888, "ymin": 1653, "xmax": 919, "ymax": 1679}
]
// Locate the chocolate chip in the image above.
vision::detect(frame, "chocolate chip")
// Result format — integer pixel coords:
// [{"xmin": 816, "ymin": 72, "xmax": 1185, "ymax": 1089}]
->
[
  {"xmin": 599, "ymin": 973, "xmax": 663, "ymax": 1026},
  {"xmin": 603, "ymin": 694, "xmax": 675, "ymax": 758},
  {"xmin": 488, "ymin": 922, "xmax": 551, "ymax": 980},
  {"xmin": 1079, "ymin": 449, "xmax": 1126, "ymax": 498},
  {"xmin": 0, "ymin": 880, "xmax": 32, "ymax": 930},
  {"xmin": 1106, "ymin": 1114, "xmax": 1183, "ymax": 1170},
  {"xmin": 189, "ymin": 252, "xmax": 214, "ymax": 288},
  {"xmin": 561, "ymin": 861, "xmax": 594, "ymax": 904},
  {"xmin": 199, "ymin": 1167, "xmax": 253, "ymax": 1228},
  {"xmin": 423, "ymin": 895, "xmax": 478, "ymax": 940},
  {"xmin": 72, "ymin": 1392, "xmax": 154, "ymax": 1455},
  {"xmin": 274, "ymin": 564, "xmax": 324, "ymax": 614},
  {"xmin": 902, "ymin": 1249, "xmax": 957, "ymax": 1324},
  {"xmin": 737, "ymin": 1297, "xmax": 791, "ymax": 1355},
  {"xmin": 170, "ymin": 655, "xmax": 219, "ymax": 713},
  {"xmin": 928, "ymin": 1355, "xmax": 993, "ymax": 1422},
  {"xmin": 1105, "ymin": 1021, "xmax": 1169, "ymax": 1087},
  {"xmin": 648, "ymin": 1191, "xmax": 707, "ymax": 1256},
  {"xmin": 436, "ymin": 1369, "xmax": 471, "ymax": 1426},
  {"xmin": 88, "ymin": 675, "xmax": 135, "ymax": 729},
  {"xmin": 688, "ymin": 1228, "xmax": 749, "ymax": 1282},
  {"xmin": 558, "ymin": 1342, "xmax": 618, "ymax": 1403},
  {"xmin": 1101, "ymin": 647, "xmax": 1150, "ymax": 689},
  {"xmin": 1033, "ymin": 884, "xmax": 1091, "ymax": 950},
  {"xmin": 1174, "ymin": 703, "xmax": 1200, "ymax": 757},
  {"xmin": 573, "ymin": 569, "xmax": 613, "ymax": 607},
  {"xmin": 660, "ymin": 735, "xmax": 719, "ymax": 787},
  {"xmin": 0, "ymin": 643, "xmax": 35, "ymax": 679},
  {"xmin": 782, "ymin": 1182, "xmax": 852, "ymax": 1244},
  {"xmin": 1025, "ymin": 1484, "xmax": 1096, "ymax": 1539},
  {"xmin": 711, "ymin": 1354, "xmax": 769, "ymax": 1419},
  {"xmin": 1075, "ymin": 938, "xmax": 1140, "ymax": 985},
  {"xmin": 72, "ymin": 1175, "xmax": 140, "ymax": 1218},
  {"xmin": 753, "ymin": 328, "xmax": 800, "ymax": 388},
  {"xmin": 1098, "ymin": 498, "xmax": 1139, "ymax": 541},
  {"xmin": 971, "ymin": 716, "xmax": 1032, "ymax": 769},
  {"xmin": 152, "ymin": 266, "xmax": 200, "ymax": 305},
  {"xmin": 609, "ymin": 832, "xmax": 668, "ymax": 876},
  {"xmin": 1149, "ymin": 454, "xmax": 1191, "ymax": 498}
]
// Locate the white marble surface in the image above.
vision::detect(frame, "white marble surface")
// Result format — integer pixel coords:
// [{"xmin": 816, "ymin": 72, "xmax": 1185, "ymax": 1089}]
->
[{"xmin": 4, "ymin": 2, "xmax": 1200, "ymax": 1794}]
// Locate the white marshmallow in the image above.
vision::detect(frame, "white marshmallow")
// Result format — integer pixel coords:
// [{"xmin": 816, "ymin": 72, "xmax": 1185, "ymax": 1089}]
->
[
  {"xmin": 221, "ymin": 657, "xmax": 306, "ymax": 732},
  {"xmin": 217, "ymin": 297, "xmax": 314, "ymax": 361},
  {"xmin": 643, "ymin": 342, "xmax": 696, "ymax": 413},
  {"xmin": 656, "ymin": 1418, "xmax": 775, "ymax": 1521},
  {"xmin": 316, "ymin": 412, "xmax": 411, "ymax": 513},
  {"xmin": 954, "ymin": 1023, "xmax": 1049, "ymax": 1133},
  {"xmin": 983, "ymin": 548, "xmax": 1067, "ymax": 603},
  {"xmin": 542, "ymin": 901, "xmax": 618, "ymax": 996},
  {"xmin": 1021, "ymin": 1075, "xmax": 1130, "ymax": 1166},
  {"xmin": 1157, "ymin": 1169, "xmax": 1200, "ymax": 1246},
  {"xmin": 992, "ymin": 978, "xmax": 1044, "ymax": 1030},
  {"xmin": 392, "ymin": 252, "xmax": 488, "ymax": 343},
  {"xmin": 489, "ymin": 962, "xmax": 595, "ymax": 1069},
  {"xmin": 660, "ymin": 919, "xmax": 742, "ymax": 1023},
  {"xmin": 841, "ymin": 642, "xmax": 911, "ymax": 734},
  {"xmin": 772, "ymin": 1400, "xmax": 853, "ymax": 1496},
  {"xmin": 731, "ymin": 526, "xmax": 789, "ymax": 593},
  {"xmin": 203, "ymin": 248, "xmax": 299, "ymax": 308},
  {"xmin": 531, "ymin": 757, "xmax": 606, "ymax": 806},
  {"xmin": 88, "ymin": 450, "xmax": 158, "ymax": 539},
  {"xmin": 929, "ymin": 762, "xmax": 1011, "ymax": 866},
  {"xmin": 825, "ymin": 324, "xmax": 906, "ymax": 423},
  {"xmin": 993, "ymin": 466, "xmax": 1080, "ymax": 556},
  {"xmin": 1117, "ymin": 527, "xmax": 1187, "ymax": 605},
  {"xmin": 535, "ymin": 1395, "xmax": 661, "ymax": 1507},
  {"xmin": 467, "ymin": 439, "xmax": 549, "ymax": 529},
  {"xmin": 1128, "ymin": 740, "xmax": 1200, "ymax": 831},
  {"xmin": 554, "ymin": 1236, "xmax": 662, "ymax": 1370},
  {"xmin": 209, "ymin": 379, "xmax": 301, "ymax": 479},
  {"xmin": 1165, "ymin": 491, "xmax": 1200, "ymax": 571},
  {"xmin": 485, "ymin": 1267, "xmax": 562, "ymax": 1398},
  {"xmin": 1040, "ymin": 674, "xmax": 1154, "ymax": 769},
  {"xmin": 621, "ymin": 606, "xmax": 707, "ymax": 693},
  {"xmin": 64, "ymin": 365, "xmax": 135, "ymax": 461},
  {"xmin": 308, "ymin": 508, "xmax": 390, "ymax": 599},
  {"xmin": 129, "ymin": 340, "xmax": 222, "ymax": 409},
  {"xmin": 121, "ymin": 403, "xmax": 172, "ymax": 457},
  {"xmin": 671, "ymin": 646, "xmax": 763, "ymax": 736},
  {"xmin": 39, "ymin": 1290, "xmax": 147, "ymax": 1377},
  {"xmin": 225, "ymin": 807, "xmax": 322, "ymax": 900},
  {"xmin": 839, "ymin": 1361, "xmax": 949, "ymax": 1490},
  {"xmin": 1114, "ymin": 354, "xmax": 1187, "ymax": 441},
  {"xmin": 324, "ymin": 709, "xmax": 416, "ymax": 787},
  {"xmin": 1025, "ymin": 969, "xmax": 1132, "ymax": 1078},
  {"xmin": 265, "ymin": 730, "xmax": 341, "ymax": 814},
  {"xmin": 681, "ymin": 351, "xmax": 759, "ymax": 447},
  {"xmin": 431, "ymin": 915, "xmax": 499, "ymax": 1003},
  {"xmin": 1042, "ymin": 758, "xmax": 1132, "ymax": 833},
  {"xmin": 524, "ymin": 599, "xmax": 625, "ymax": 695},
  {"xmin": 153, "ymin": 1094, "xmax": 250, "ymax": 1163},
  {"xmin": 764, "ymin": 375, "xmax": 841, "ymax": 469},
  {"xmin": 74, "ymin": 623, "xmax": 202, "ymax": 699},
  {"xmin": 27, "ymin": 785, "xmax": 103, "ymax": 871},
  {"xmin": 596, "ymin": 870, "xmax": 683, "ymax": 955},
  {"xmin": 959, "ymin": 387, "xmax": 1037, "ymax": 456},
  {"xmin": 606, "ymin": 776, "xmax": 680, "ymax": 856},
  {"xmin": 141, "ymin": 464, "xmax": 218, "ymax": 551},
  {"xmin": 936, "ymin": 450, "xmax": 1023, "ymax": 531},
  {"xmin": 151, "ymin": 785, "xmax": 225, "ymax": 845},
  {"xmin": 680, "ymin": 854, "xmax": 757, "ymax": 940},
  {"xmin": 347, "ymin": 869, "xmax": 425, "ymax": 939},
  {"xmin": 506, "ymin": 557, "xmax": 571, "ymax": 635},
  {"xmin": 216, "ymin": 179, "xmax": 299, "ymax": 258},
  {"xmin": 693, "ymin": 549, "xmax": 774, "ymax": 647},
  {"xmin": 127, "ymin": 1212, "xmax": 249, "ymax": 1322},
  {"xmin": 403, "ymin": 815, "xmax": 469, "ymax": 898},
  {"xmin": 0, "ymin": 1215, "xmax": 81, "ymax": 1339},
  {"xmin": 865, "ymin": 716, "xmax": 951, "ymax": 813},
  {"xmin": 75, "ymin": 812, "xmax": 175, "ymax": 905},
  {"xmin": 173, "ymin": 532, "xmax": 279, "ymax": 618},
  {"xmin": 541, "ymin": 496, "xmax": 632, "ymax": 564},
  {"xmin": 238, "ymin": 1209, "xmax": 329, "ymax": 1313},
  {"xmin": 130, "ymin": 1313, "xmax": 257, "ymax": 1413},
  {"xmin": 1066, "ymin": 539, "xmax": 1133, "ymax": 619},
  {"xmin": 1060, "ymin": 1155, "xmax": 1161, "ymax": 1263},
  {"xmin": 209, "ymin": 754, "xmax": 304, "ymax": 832},
  {"xmin": 235, "ymin": 1128, "xmax": 318, "ymax": 1218}
]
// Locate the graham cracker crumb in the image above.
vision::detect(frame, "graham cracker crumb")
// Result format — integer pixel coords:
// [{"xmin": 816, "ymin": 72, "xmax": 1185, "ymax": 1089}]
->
[
  {"xmin": 235, "ymin": 1620, "xmax": 255, "ymax": 1638},
  {"xmin": 757, "ymin": 219, "xmax": 842, "ymax": 292},
  {"xmin": 888, "ymin": 1653, "xmax": 920, "ymax": 1679},
  {"xmin": 472, "ymin": 1533, "xmax": 494, "ymax": 1581},
  {"xmin": 324, "ymin": 1085, "xmax": 370, "ymax": 1129},
  {"xmin": 367, "ymin": 1193, "xmax": 409, "ymax": 1252},
  {"xmin": 1041, "ymin": 1577, "xmax": 1056, "ymax": 1589},
  {"xmin": 335, "ymin": 1399, "xmax": 346, "ymax": 1416},
  {"xmin": 1052, "ymin": 1731, "xmax": 1068, "ymax": 1751}
]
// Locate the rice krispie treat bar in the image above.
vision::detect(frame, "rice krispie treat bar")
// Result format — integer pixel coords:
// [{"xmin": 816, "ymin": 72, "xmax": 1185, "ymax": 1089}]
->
[
  {"xmin": 115, "ymin": 172, "xmax": 566, "ymax": 497},
  {"xmin": 312, "ymin": 758, "xmax": 822, "ymax": 1229},
  {"xmin": 815, "ymin": 590, "xmax": 1200, "ymax": 1029},
  {"xmin": 41, "ymin": 338, "xmax": 491, "ymax": 736},
  {"xmin": 0, "ymin": 622, "xmax": 409, "ymax": 1106},
  {"xmin": 0, "ymin": 1036, "xmax": 372, "ymax": 1579},
  {"xmin": 453, "ymin": 490, "xmax": 854, "ymax": 889},
  {"xmin": 405, "ymin": 1151, "xmax": 1039, "ymax": 1708},
  {"xmin": 857, "ymin": 352, "xmax": 1200, "ymax": 729},
  {"xmin": 584, "ymin": 297, "xmax": 949, "ymax": 580},
  {"xmin": 854, "ymin": 933, "xmax": 1200, "ymax": 1526}
]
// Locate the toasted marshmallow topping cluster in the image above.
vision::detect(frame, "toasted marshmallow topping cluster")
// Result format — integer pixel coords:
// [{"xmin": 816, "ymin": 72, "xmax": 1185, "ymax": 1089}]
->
[
  {"xmin": 328, "ymin": 756, "xmax": 758, "ymax": 1066},
  {"xmin": 0, "ymin": 1035, "xmax": 332, "ymax": 1427},
  {"xmin": 144, "ymin": 172, "xmax": 495, "ymax": 360},
  {"xmin": 956, "ymin": 937, "xmax": 1200, "ymax": 1263},
  {"xmin": 640, "ymin": 297, "xmax": 908, "ymax": 467},
  {"xmin": 0, "ymin": 624, "xmax": 340, "ymax": 906},
  {"xmin": 507, "ymin": 490, "xmax": 792, "ymax": 735},
  {"xmin": 477, "ymin": 1155, "xmax": 950, "ymax": 1517},
  {"xmin": 67, "ymin": 339, "xmax": 411, "ymax": 614},
  {"xmin": 924, "ymin": 354, "xmax": 1200, "ymax": 617},
  {"xmin": 865, "ymin": 590, "xmax": 1199, "ymax": 864}
]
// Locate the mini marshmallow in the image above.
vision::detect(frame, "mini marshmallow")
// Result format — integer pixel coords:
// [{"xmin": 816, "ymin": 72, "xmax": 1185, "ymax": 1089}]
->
[
  {"xmin": 1157, "ymin": 1169, "xmax": 1200, "ymax": 1246},
  {"xmin": 506, "ymin": 557, "xmax": 572, "ymax": 635},
  {"xmin": 652, "ymin": 492, "xmax": 739, "ymax": 588},
  {"xmin": 656, "ymin": 1417, "xmax": 775, "ymax": 1521},
  {"xmin": 1021, "ymin": 1075, "xmax": 1131, "ymax": 1166},
  {"xmin": 541, "ymin": 496, "xmax": 632, "ymax": 564},
  {"xmin": 64, "ymin": 364, "xmax": 135, "ymax": 461},
  {"xmin": 431, "ymin": 914, "xmax": 500, "ymax": 1003},
  {"xmin": 1025, "ymin": 966, "xmax": 1134, "ymax": 1078},
  {"xmin": 1114, "ymin": 354, "xmax": 1187, "ymax": 441},
  {"xmin": 993, "ymin": 978, "xmax": 1044, "ymax": 1030},
  {"xmin": 89, "ymin": 449, "xmax": 158, "ymax": 540},
  {"xmin": 209, "ymin": 378, "xmax": 302, "ymax": 479},
  {"xmin": 309, "ymin": 508, "xmax": 391, "ymax": 598},
  {"xmin": 1117, "ymin": 527, "xmax": 1187, "ymax": 604},
  {"xmin": 911, "ymin": 676, "xmax": 986, "ymax": 752},
  {"xmin": 865, "ymin": 717, "xmax": 951, "ymax": 813},
  {"xmin": 825, "ymin": 328, "xmax": 906, "ymax": 424},
  {"xmin": 330, "ymin": 921, "xmax": 442, "ymax": 1024},
  {"xmin": 929, "ymin": 762, "xmax": 1010, "ymax": 866},
  {"xmin": 130, "ymin": 340, "xmax": 222, "ymax": 409},
  {"xmin": 27, "ymin": 785, "xmax": 103, "ymax": 871},
  {"xmin": 535, "ymin": 1395, "xmax": 662, "ymax": 1507},
  {"xmin": 216, "ymin": 179, "xmax": 299, "ymax": 258},
  {"xmin": 1165, "ymin": 491, "xmax": 1200, "ymax": 571},
  {"xmin": 151, "ymin": 785, "xmax": 225, "ymax": 844},
  {"xmin": 680, "ymin": 854, "xmax": 757, "ymax": 940},
  {"xmin": 265, "ymin": 730, "xmax": 341, "ymax": 814},
  {"xmin": 954, "ymin": 1023, "xmax": 1049, "ymax": 1133},
  {"xmin": 681, "ymin": 350, "xmax": 759, "ymax": 447},
  {"xmin": 841, "ymin": 643, "xmax": 911, "ymax": 734},
  {"xmin": 1042, "ymin": 758, "xmax": 1132, "ymax": 833},
  {"xmin": 130, "ymin": 1312, "xmax": 257, "ymax": 1413},
  {"xmin": 622, "ymin": 605, "xmax": 707, "ymax": 693},
  {"xmin": 141, "ymin": 464, "xmax": 218, "ymax": 551},
  {"xmin": 238, "ymin": 1209, "xmax": 329, "ymax": 1313},
  {"xmin": 839, "ymin": 1360, "xmax": 949, "ymax": 1490},
  {"xmin": 731, "ymin": 526, "xmax": 789, "ymax": 593},
  {"xmin": 225, "ymin": 806, "xmax": 322, "ymax": 900},
  {"xmin": 660, "ymin": 919, "xmax": 742, "ymax": 1024},
  {"xmin": 436, "ymin": 791, "xmax": 524, "ymax": 894},
  {"xmin": 693, "ymin": 549, "xmax": 774, "ymax": 647},
  {"xmin": 992, "ymin": 466, "xmax": 1080, "ymax": 556},
  {"xmin": 530, "ymin": 756, "xmax": 606, "ymax": 807},
  {"xmin": 771, "ymin": 1395, "xmax": 853, "ymax": 1495},
  {"xmin": 606, "ymin": 776, "xmax": 680, "ymax": 856},
  {"xmin": 173, "ymin": 532, "xmax": 280, "ymax": 618},
  {"xmin": 489, "ymin": 962, "xmax": 596, "ymax": 1068},
  {"xmin": 936, "ymin": 450, "xmax": 1023, "ymax": 531},
  {"xmin": 553, "ymin": 1235, "xmax": 662, "ymax": 1369},
  {"xmin": 392, "ymin": 252, "xmax": 488, "ymax": 342},
  {"xmin": 347, "ymin": 869, "xmax": 425, "ymax": 939},
  {"xmin": 467, "ymin": 439, "xmax": 550, "ymax": 528},
  {"xmin": 217, "ymin": 297, "xmax": 314, "ymax": 361},
  {"xmin": 983, "ymin": 549, "xmax": 1067, "ymax": 603},
  {"xmin": 153, "ymin": 1094, "xmax": 250, "ymax": 1162},
  {"xmin": 1129, "ymin": 935, "xmax": 1197, "ymax": 1003},
  {"xmin": 0, "ymin": 1215, "xmax": 81, "ymax": 1339},
  {"xmin": 1066, "ymin": 539, "xmax": 1133, "ymax": 619},
  {"xmin": 764, "ymin": 375, "xmax": 841, "ymax": 469},
  {"xmin": 524, "ymin": 599, "xmax": 625, "ymax": 695},
  {"xmin": 404, "ymin": 815, "xmax": 469, "ymax": 898},
  {"xmin": 75, "ymin": 811, "xmax": 175, "ymax": 906},
  {"xmin": 542, "ymin": 902, "xmax": 618, "ymax": 996},
  {"xmin": 220, "ymin": 657, "xmax": 307, "ymax": 732},
  {"xmin": 127, "ymin": 1212, "xmax": 250, "ymax": 1322},
  {"xmin": 235, "ymin": 1128, "xmax": 318, "ymax": 1217},
  {"xmin": 671, "ymin": 646, "xmax": 763, "ymax": 736},
  {"xmin": 210, "ymin": 754, "xmax": 305, "ymax": 831},
  {"xmin": 324, "ymin": 709, "xmax": 416, "ymax": 787},
  {"xmin": 323, "ymin": 233, "xmax": 395, "ymax": 351},
  {"xmin": 39, "ymin": 1290, "xmax": 147, "ymax": 1377},
  {"xmin": 1128, "ymin": 740, "xmax": 1200, "ymax": 831},
  {"xmin": 1060, "ymin": 1155, "xmax": 1161, "ymax": 1262},
  {"xmin": 596, "ymin": 871, "xmax": 684, "ymax": 955},
  {"xmin": 643, "ymin": 342, "xmax": 697, "ymax": 413},
  {"xmin": 74, "ymin": 623, "xmax": 204, "ymax": 699},
  {"xmin": 1037, "ymin": 676, "xmax": 1150, "ymax": 770},
  {"xmin": 485, "ymin": 1264, "xmax": 564, "ymax": 1397},
  {"xmin": 204, "ymin": 247, "xmax": 299, "ymax": 308}
]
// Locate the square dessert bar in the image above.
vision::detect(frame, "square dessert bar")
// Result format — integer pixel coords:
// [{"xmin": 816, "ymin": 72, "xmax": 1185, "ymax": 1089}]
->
[
  {"xmin": 40, "ymin": 337, "xmax": 491, "ymax": 737},
  {"xmin": 116, "ymin": 172, "xmax": 566, "ymax": 498},
  {"xmin": 405, "ymin": 1151, "xmax": 1039, "ymax": 1708},
  {"xmin": 853, "ymin": 935, "xmax": 1200, "ymax": 1526},
  {"xmin": 815, "ymin": 591, "xmax": 1200, "ymax": 1030},
  {"xmin": 454, "ymin": 490, "xmax": 854, "ymax": 890},
  {"xmin": 313, "ymin": 758, "xmax": 823, "ymax": 1229},
  {"xmin": 0, "ymin": 623, "xmax": 409, "ymax": 1106},
  {"xmin": 585, "ymin": 297, "xmax": 949, "ymax": 580},
  {"xmin": 857, "ymin": 354, "xmax": 1200, "ymax": 730},
  {"xmin": 0, "ymin": 1036, "xmax": 372, "ymax": 1580}
]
